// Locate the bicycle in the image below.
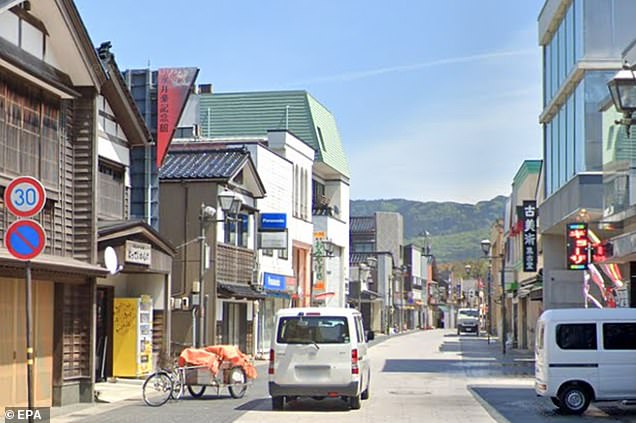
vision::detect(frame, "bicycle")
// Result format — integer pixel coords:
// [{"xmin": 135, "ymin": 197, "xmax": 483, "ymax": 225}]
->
[
  {"xmin": 142, "ymin": 357, "xmax": 186, "ymax": 406},
  {"xmin": 142, "ymin": 343, "xmax": 254, "ymax": 407},
  {"xmin": 142, "ymin": 342, "xmax": 190, "ymax": 407}
]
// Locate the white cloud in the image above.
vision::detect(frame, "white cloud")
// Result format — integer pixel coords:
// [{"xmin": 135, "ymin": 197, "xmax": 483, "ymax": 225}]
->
[{"xmin": 287, "ymin": 49, "xmax": 537, "ymax": 87}]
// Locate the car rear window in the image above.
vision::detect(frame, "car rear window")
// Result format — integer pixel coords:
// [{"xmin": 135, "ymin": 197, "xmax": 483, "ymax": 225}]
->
[{"xmin": 277, "ymin": 316, "xmax": 349, "ymax": 344}]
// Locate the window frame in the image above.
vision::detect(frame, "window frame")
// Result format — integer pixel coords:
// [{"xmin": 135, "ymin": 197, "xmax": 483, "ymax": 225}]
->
[
  {"xmin": 602, "ymin": 322, "xmax": 636, "ymax": 350},
  {"xmin": 556, "ymin": 323, "xmax": 597, "ymax": 350}
]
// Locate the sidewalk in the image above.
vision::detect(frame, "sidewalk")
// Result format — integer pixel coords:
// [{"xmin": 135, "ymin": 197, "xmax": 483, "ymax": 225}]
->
[
  {"xmin": 49, "ymin": 378, "xmax": 144, "ymax": 422},
  {"xmin": 48, "ymin": 361, "xmax": 270, "ymax": 422}
]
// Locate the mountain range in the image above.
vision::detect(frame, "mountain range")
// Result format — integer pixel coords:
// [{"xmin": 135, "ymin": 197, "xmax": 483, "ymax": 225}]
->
[{"xmin": 350, "ymin": 196, "xmax": 507, "ymax": 263}]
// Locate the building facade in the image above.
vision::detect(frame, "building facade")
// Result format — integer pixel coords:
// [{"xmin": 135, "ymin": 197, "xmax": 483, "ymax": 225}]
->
[
  {"xmin": 158, "ymin": 145, "xmax": 266, "ymax": 355},
  {"xmin": 349, "ymin": 212, "xmax": 404, "ymax": 333},
  {"xmin": 538, "ymin": 0, "xmax": 636, "ymax": 310},
  {"xmin": 199, "ymin": 90, "xmax": 351, "ymax": 308},
  {"xmin": 507, "ymin": 160, "xmax": 543, "ymax": 350},
  {"xmin": 0, "ymin": 0, "xmax": 177, "ymax": 409}
]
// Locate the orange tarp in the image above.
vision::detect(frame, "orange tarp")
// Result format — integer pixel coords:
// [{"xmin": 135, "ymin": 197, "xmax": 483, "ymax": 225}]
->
[
  {"xmin": 178, "ymin": 345, "xmax": 257, "ymax": 379},
  {"xmin": 178, "ymin": 348, "xmax": 220, "ymax": 375}
]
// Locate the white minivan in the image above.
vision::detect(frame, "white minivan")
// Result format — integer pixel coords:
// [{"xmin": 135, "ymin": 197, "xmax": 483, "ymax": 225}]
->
[
  {"xmin": 535, "ymin": 308, "xmax": 636, "ymax": 414},
  {"xmin": 268, "ymin": 307, "xmax": 372, "ymax": 410}
]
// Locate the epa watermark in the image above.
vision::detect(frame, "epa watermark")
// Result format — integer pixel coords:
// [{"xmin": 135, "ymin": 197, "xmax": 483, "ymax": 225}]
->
[{"xmin": 3, "ymin": 407, "xmax": 50, "ymax": 422}]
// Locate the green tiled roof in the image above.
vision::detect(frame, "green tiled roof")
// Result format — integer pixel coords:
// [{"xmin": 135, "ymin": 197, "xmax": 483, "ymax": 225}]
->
[
  {"xmin": 199, "ymin": 90, "xmax": 350, "ymax": 177},
  {"xmin": 512, "ymin": 159, "xmax": 542, "ymax": 187}
]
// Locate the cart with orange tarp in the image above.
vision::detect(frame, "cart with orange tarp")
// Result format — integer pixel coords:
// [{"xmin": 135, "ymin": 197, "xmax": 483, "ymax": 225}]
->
[
  {"xmin": 177, "ymin": 345, "xmax": 257, "ymax": 399},
  {"xmin": 142, "ymin": 344, "xmax": 257, "ymax": 406}
]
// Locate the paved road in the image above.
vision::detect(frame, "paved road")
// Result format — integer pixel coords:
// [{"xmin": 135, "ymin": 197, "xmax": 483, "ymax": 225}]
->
[{"xmin": 53, "ymin": 330, "xmax": 636, "ymax": 423}]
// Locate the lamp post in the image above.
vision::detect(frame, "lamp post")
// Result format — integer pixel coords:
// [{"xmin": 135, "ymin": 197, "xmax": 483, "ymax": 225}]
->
[
  {"xmin": 608, "ymin": 64, "xmax": 636, "ymax": 137},
  {"xmin": 486, "ymin": 262, "xmax": 492, "ymax": 344},
  {"xmin": 198, "ymin": 203, "xmax": 217, "ymax": 347},
  {"xmin": 481, "ymin": 238, "xmax": 506, "ymax": 354}
]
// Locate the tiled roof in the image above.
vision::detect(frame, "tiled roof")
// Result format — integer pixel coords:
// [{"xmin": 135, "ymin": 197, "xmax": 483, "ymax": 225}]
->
[
  {"xmin": 159, "ymin": 148, "xmax": 247, "ymax": 180},
  {"xmin": 350, "ymin": 216, "xmax": 375, "ymax": 232},
  {"xmin": 198, "ymin": 90, "xmax": 350, "ymax": 177},
  {"xmin": 218, "ymin": 283, "xmax": 266, "ymax": 300},
  {"xmin": 350, "ymin": 252, "xmax": 378, "ymax": 265}
]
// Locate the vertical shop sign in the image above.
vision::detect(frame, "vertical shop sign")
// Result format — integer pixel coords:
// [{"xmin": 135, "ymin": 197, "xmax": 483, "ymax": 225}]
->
[
  {"xmin": 566, "ymin": 223, "xmax": 589, "ymax": 270},
  {"xmin": 156, "ymin": 68, "xmax": 198, "ymax": 168},
  {"xmin": 522, "ymin": 201, "xmax": 537, "ymax": 272}
]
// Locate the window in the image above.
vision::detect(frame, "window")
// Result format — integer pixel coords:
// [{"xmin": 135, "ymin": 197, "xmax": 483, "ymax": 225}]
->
[
  {"xmin": 98, "ymin": 161, "xmax": 125, "ymax": 220},
  {"xmin": 354, "ymin": 316, "xmax": 363, "ymax": 343},
  {"xmin": 277, "ymin": 316, "xmax": 349, "ymax": 344},
  {"xmin": 262, "ymin": 249, "xmax": 273, "ymax": 257},
  {"xmin": 278, "ymin": 248, "xmax": 288, "ymax": 260},
  {"xmin": 352, "ymin": 243, "xmax": 374, "ymax": 253},
  {"xmin": 556, "ymin": 323, "xmax": 597, "ymax": 350},
  {"xmin": 225, "ymin": 214, "xmax": 248, "ymax": 247},
  {"xmin": 0, "ymin": 78, "xmax": 61, "ymax": 186},
  {"xmin": 603, "ymin": 323, "xmax": 636, "ymax": 350}
]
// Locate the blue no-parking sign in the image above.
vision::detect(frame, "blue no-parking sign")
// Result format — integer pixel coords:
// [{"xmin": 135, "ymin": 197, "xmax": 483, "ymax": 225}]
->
[
  {"xmin": 4, "ymin": 176, "xmax": 47, "ymax": 261},
  {"xmin": 4, "ymin": 220, "xmax": 46, "ymax": 261}
]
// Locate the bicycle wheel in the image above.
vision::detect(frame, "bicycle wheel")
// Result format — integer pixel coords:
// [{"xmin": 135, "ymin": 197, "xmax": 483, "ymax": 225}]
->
[
  {"xmin": 227, "ymin": 367, "xmax": 247, "ymax": 399},
  {"xmin": 187, "ymin": 384, "xmax": 207, "ymax": 398},
  {"xmin": 170, "ymin": 368, "xmax": 184, "ymax": 400},
  {"xmin": 142, "ymin": 371, "xmax": 173, "ymax": 407}
]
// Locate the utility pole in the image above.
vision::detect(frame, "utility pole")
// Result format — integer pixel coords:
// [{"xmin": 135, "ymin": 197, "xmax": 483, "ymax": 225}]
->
[{"xmin": 500, "ymin": 252, "xmax": 507, "ymax": 355}]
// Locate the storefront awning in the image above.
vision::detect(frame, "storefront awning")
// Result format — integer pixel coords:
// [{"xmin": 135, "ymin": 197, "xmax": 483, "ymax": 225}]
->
[
  {"xmin": 313, "ymin": 291, "xmax": 335, "ymax": 301},
  {"xmin": 218, "ymin": 283, "xmax": 266, "ymax": 300},
  {"xmin": 265, "ymin": 289, "xmax": 291, "ymax": 299}
]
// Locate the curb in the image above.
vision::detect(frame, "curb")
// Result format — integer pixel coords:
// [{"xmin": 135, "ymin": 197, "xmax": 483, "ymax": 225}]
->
[{"xmin": 468, "ymin": 385, "xmax": 509, "ymax": 423}]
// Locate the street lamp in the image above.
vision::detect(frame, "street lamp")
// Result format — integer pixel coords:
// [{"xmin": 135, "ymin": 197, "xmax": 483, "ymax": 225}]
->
[
  {"xmin": 198, "ymin": 188, "xmax": 242, "ymax": 347},
  {"xmin": 480, "ymin": 238, "xmax": 506, "ymax": 354},
  {"xmin": 608, "ymin": 64, "xmax": 636, "ymax": 137}
]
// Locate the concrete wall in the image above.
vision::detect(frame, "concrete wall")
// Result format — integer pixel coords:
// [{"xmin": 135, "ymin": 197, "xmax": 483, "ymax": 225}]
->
[
  {"xmin": 247, "ymin": 143, "xmax": 294, "ymax": 280},
  {"xmin": 376, "ymin": 212, "xmax": 403, "ymax": 266}
]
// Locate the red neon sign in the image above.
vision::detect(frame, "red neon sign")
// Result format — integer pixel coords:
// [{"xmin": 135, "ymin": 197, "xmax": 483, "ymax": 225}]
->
[{"xmin": 566, "ymin": 223, "xmax": 589, "ymax": 270}]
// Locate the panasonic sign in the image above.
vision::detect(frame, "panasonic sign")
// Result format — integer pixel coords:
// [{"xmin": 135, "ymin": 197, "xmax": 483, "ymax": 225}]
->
[{"xmin": 260, "ymin": 213, "xmax": 287, "ymax": 231}]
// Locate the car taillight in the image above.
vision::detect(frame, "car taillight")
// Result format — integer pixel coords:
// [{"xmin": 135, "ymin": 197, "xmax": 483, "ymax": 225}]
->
[
  {"xmin": 351, "ymin": 348, "xmax": 359, "ymax": 375},
  {"xmin": 268, "ymin": 349, "xmax": 275, "ymax": 375}
]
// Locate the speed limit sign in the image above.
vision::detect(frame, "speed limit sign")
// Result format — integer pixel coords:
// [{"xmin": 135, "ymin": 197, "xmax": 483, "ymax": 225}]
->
[{"xmin": 4, "ymin": 176, "xmax": 47, "ymax": 218}]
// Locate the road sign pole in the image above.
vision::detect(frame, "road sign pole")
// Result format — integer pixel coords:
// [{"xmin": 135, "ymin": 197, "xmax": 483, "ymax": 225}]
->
[{"xmin": 25, "ymin": 261, "xmax": 34, "ymax": 422}]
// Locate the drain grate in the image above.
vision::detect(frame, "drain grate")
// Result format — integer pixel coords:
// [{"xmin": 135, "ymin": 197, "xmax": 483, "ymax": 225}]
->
[{"xmin": 388, "ymin": 390, "xmax": 432, "ymax": 396}]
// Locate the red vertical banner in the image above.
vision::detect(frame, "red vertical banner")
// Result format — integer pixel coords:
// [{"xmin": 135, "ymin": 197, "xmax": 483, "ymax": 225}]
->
[{"xmin": 156, "ymin": 68, "xmax": 198, "ymax": 168}]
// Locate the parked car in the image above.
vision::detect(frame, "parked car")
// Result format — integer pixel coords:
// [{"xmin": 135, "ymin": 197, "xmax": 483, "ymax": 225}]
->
[
  {"xmin": 268, "ymin": 307, "xmax": 372, "ymax": 410},
  {"xmin": 457, "ymin": 308, "xmax": 479, "ymax": 336},
  {"xmin": 535, "ymin": 308, "xmax": 636, "ymax": 414}
]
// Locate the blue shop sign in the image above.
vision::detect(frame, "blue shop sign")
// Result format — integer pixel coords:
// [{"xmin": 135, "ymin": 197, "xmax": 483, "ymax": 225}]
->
[
  {"xmin": 260, "ymin": 213, "xmax": 287, "ymax": 231},
  {"xmin": 263, "ymin": 272, "xmax": 286, "ymax": 291}
]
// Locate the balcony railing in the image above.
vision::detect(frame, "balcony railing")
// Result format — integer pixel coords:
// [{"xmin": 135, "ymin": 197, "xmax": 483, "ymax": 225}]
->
[{"xmin": 216, "ymin": 243, "xmax": 255, "ymax": 285}]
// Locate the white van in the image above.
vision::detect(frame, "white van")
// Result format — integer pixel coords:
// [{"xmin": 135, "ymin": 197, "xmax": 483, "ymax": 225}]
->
[
  {"xmin": 268, "ymin": 307, "xmax": 372, "ymax": 410},
  {"xmin": 535, "ymin": 308, "xmax": 636, "ymax": 414}
]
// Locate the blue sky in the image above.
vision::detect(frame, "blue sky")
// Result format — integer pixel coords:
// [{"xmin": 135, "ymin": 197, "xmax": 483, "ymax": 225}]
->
[{"xmin": 75, "ymin": 0, "xmax": 545, "ymax": 204}]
